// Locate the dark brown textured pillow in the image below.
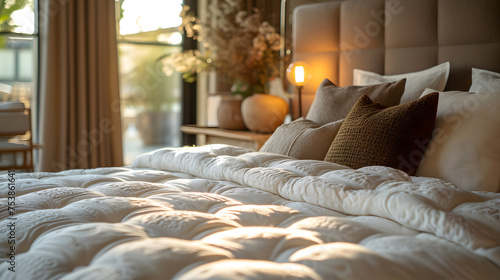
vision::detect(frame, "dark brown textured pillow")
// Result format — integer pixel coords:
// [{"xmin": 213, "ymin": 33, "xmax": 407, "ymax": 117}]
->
[
  {"xmin": 324, "ymin": 92, "xmax": 439, "ymax": 175},
  {"xmin": 306, "ymin": 78, "xmax": 406, "ymax": 125}
]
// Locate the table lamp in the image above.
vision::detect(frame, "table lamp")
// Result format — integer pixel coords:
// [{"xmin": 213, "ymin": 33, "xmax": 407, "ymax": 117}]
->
[{"xmin": 286, "ymin": 61, "xmax": 311, "ymax": 118}]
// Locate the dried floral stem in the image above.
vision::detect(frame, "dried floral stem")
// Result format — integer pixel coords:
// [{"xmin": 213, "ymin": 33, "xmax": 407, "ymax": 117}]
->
[{"xmin": 160, "ymin": 0, "xmax": 282, "ymax": 96}]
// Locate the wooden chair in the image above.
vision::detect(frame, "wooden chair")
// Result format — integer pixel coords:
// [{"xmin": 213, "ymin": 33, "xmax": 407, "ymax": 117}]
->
[{"xmin": 0, "ymin": 101, "xmax": 38, "ymax": 172}]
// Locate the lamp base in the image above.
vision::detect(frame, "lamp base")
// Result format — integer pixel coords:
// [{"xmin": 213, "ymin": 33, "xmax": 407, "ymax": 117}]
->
[{"xmin": 296, "ymin": 85, "xmax": 303, "ymax": 119}]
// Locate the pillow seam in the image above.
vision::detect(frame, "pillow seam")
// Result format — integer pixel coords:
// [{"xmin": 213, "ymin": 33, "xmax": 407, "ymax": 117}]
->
[{"xmin": 285, "ymin": 127, "xmax": 311, "ymax": 156}]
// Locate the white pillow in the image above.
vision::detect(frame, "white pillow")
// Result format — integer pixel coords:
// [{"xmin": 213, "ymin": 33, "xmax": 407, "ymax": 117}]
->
[
  {"xmin": 470, "ymin": 68, "xmax": 500, "ymax": 93},
  {"xmin": 416, "ymin": 88, "xmax": 500, "ymax": 193},
  {"xmin": 353, "ymin": 62, "xmax": 450, "ymax": 104}
]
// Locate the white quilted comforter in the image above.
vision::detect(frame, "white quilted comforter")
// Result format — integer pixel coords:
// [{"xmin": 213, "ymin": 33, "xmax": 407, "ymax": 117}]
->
[{"xmin": 1, "ymin": 145, "xmax": 499, "ymax": 280}]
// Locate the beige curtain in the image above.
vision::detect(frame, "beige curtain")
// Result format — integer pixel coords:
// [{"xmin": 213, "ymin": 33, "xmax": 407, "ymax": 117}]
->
[{"xmin": 38, "ymin": 0, "xmax": 123, "ymax": 171}]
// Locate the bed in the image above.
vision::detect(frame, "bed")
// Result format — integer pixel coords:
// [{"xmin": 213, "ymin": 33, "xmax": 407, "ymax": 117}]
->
[{"xmin": 1, "ymin": 0, "xmax": 500, "ymax": 279}]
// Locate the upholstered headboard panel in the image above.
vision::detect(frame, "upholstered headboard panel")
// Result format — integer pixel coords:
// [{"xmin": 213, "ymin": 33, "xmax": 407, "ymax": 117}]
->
[{"xmin": 292, "ymin": 0, "xmax": 500, "ymax": 116}]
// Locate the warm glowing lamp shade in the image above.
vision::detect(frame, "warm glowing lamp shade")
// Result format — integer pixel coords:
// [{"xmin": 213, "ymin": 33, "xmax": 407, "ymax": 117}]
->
[
  {"xmin": 286, "ymin": 61, "xmax": 311, "ymax": 86},
  {"xmin": 295, "ymin": 66, "xmax": 305, "ymax": 83},
  {"xmin": 286, "ymin": 61, "xmax": 311, "ymax": 118}
]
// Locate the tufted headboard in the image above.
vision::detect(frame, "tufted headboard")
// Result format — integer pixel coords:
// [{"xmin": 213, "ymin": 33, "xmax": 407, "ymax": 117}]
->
[{"xmin": 291, "ymin": 0, "xmax": 500, "ymax": 116}]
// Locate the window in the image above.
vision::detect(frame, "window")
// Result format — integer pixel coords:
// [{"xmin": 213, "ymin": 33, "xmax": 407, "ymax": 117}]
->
[
  {"xmin": 0, "ymin": 0, "xmax": 37, "ymax": 108},
  {"xmin": 115, "ymin": 0, "xmax": 184, "ymax": 164}
]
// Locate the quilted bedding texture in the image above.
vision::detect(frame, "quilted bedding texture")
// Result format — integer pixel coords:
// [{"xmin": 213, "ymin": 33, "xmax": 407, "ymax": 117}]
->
[{"xmin": 0, "ymin": 145, "xmax": 499, "ymax": 280}]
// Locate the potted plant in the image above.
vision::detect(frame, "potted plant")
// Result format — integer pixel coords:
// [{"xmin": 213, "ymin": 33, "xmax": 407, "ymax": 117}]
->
[{"xmin": 160, "ymin": 0, "xmax": 287, "ymax": 132}]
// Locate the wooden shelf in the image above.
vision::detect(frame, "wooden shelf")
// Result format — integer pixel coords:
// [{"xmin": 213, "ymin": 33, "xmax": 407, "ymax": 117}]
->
[{"xmin": 181, "ymin": 125, "xmax": 272, "ymax": 151}]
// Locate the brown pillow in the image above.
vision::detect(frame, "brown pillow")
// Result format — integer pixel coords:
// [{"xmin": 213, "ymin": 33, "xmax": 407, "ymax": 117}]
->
[
  {"xmin": 260, "ymin": 118, "xmax": 343, "ymax": 160},
  {"xmin": 324, "ymin": 92, "xmax": 439, "ymax": 175},
  {"xmin": 306, "ymin": 78, "xmax": 406, "ymax": 125}
]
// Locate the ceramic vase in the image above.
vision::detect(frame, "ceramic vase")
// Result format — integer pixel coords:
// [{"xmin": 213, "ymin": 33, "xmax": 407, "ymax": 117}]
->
[
  {"xmin": 218, "ymin": 97, "xmax": 246, "ymax": 130},
  {"xmin": 241, "ymin": 94, "xmax": 288, "ymax": 133}
]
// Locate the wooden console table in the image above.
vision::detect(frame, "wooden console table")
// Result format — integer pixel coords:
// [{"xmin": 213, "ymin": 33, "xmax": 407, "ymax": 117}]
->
[{"xmin": 181, "ymin": 125, "xmax": 272, "ymax": 151}]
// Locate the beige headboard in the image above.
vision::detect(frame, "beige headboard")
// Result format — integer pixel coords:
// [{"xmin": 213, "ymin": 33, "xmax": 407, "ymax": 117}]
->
[{"xmin": 292, "ymin": 0, "xmax": 500, "ymax": 117}]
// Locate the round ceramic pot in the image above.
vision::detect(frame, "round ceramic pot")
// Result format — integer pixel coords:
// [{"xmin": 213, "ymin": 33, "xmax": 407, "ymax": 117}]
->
[
  {"xmin": 241, "ymin": 94, "xmax": 289, "ymax": 133},
  {"xmin": 218, "ymin": 98, "xmax": 246, "ymax": 130}
]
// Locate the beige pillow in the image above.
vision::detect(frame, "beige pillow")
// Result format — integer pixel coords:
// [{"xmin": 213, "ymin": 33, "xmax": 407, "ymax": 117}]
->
[
  {"xmin": 353, "ymin": 62, "xmax": 450, "ymax": 103},
  {"xmin": 416, "ymin": 88, "xmax": 500, "ymax": 192},
  {"xmin": 325, "ymin": 93, "xmax": 439, "ymax": 176},
  {"xmin": 306, "ymin": 78, "xmax": 405, "ymax": 125},
  {"xmin": 260, "ymin": 118, "xmax": 343, "ymax": 160}
]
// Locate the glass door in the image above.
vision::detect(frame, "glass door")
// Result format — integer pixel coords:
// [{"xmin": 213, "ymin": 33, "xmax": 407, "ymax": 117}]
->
[{"xmin": 115, "ymin": 0, "xmax": 184, "ymax": 164}]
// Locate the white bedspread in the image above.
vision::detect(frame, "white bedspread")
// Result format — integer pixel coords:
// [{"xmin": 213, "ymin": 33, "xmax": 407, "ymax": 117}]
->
[{"xmin": 1, "ymin": 145, "xmax": 499, "ymax": 279}]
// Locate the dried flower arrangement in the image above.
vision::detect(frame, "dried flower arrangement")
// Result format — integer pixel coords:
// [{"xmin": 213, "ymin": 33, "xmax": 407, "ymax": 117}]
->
[{"xmin": 160, "ymin": 0, "xmax": 282, "ymax": 98}]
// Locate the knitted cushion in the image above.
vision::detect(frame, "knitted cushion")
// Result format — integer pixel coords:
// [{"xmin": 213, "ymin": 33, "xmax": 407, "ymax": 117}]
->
[{"xmin": 324, "ymin": 92, "xmax": 439, "ymax": 175}]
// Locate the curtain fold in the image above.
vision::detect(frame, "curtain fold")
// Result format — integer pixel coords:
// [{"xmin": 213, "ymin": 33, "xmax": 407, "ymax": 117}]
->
[{"xmin": 38, "ymin": 0, "xmax": 123, "ymax": 171}]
